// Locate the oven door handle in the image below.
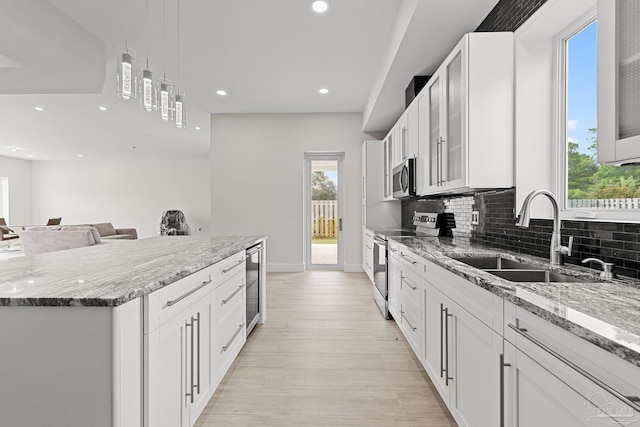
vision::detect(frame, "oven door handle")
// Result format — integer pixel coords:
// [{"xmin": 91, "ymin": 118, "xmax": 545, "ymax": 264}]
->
[{"xmin": 373, "ymin": 236, "xmax": 386, "ymax": 246}]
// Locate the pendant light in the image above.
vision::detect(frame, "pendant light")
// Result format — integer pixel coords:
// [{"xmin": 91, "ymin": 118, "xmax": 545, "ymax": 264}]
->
[
  {"xmin": 116, "ymin": 6, "xmax": 137, "ymax": 100},
  {"xmin": 158, "ymin": 0, "xmax": 173, "ymax": 122},
  {"xmin": 174, "ymin": 0, "xmax": 186, "ymax": 129},
  {"xmin": 139, "ymin": 0, "xmax": 156, "ymax": 112}
]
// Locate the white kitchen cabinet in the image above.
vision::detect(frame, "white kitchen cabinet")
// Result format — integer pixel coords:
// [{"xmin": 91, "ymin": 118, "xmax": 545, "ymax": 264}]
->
[
  {"xmin": 503, "ymin": 303, "xmax": 640, "ymax": 426},
  {"xmin": 363, "ymin": 228, "xmax": 374, "ymax": 283},
  {"xmin": 387, "ymin": 241, "xmax": 401, "ymax": 320},
  {"xmin": 406, "ymin": 97, "xmax": 420, "ymax": 160},
  {"xmin": 383, "ymin": 131, "xmax": 393, "ymax": 200},
  {"xmin": 361, "ymin": 141, "xmax": 401, "ymax": 229},
  {"xmin": 420, "ymin": 32, "xmax": 514, "ymax": 195},
  {"xmin": 597, "ymin": 0, "xmax": 640, "ymax": 164},
  {"xmin": 145, "ymin": 270, "xmax": 213, "ymax": 427},
  {"xmin": 211, "ymin": 266, "xmax": 246, "ymax": 390},
  {"xmin": 421, "ymin": 278, "xmax": 502, "ymax": 427},
  {"xmin": 398, "ymin": 247, "xmax": 423, "ymax": 357}
]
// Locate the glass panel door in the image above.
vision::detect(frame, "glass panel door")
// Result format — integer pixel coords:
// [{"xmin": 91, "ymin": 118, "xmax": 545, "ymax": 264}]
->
[
  {"xmin": 618, "ymin": 0, "xmax": 640, "ymax": 140},
  {"xmin": 429, "ymin": 76, "xmax": 441, "ymax": 187},
  {"xmin": 446, "ymin": 51, "xmax": 463, "ymax": 182},
  {"xmin": 308, "ymin": 158, "xmax": 342, "ymax": 268}
]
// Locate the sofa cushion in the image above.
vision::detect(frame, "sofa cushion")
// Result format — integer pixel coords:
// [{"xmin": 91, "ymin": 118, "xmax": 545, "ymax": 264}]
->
[
  {"xmin": 91, "ymin": 222, "xmax": 117, "ymax": 237},
  {"xmin": 102, "ymin": 234, "xmax": 134, "ymax": 240}
]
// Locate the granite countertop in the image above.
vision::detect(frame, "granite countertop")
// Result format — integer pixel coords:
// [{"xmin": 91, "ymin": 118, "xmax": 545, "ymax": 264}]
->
[
  {"xmin": 0, "ymin": 235, "xmax": 266, "ymax": 307},
  {"xmin": 378, "ymin": 231, "xmax": 640, "ymax": 368}
]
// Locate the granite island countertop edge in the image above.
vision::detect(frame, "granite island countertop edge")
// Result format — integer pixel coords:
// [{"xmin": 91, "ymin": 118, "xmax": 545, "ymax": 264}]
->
[{"xmin": 0, "ymin": 236, "xmax": 266, "ymax": 308}]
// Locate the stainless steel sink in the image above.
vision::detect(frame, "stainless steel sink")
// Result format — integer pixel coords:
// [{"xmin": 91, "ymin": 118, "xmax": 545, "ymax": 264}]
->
[
  {"xmin": 453, "ymin": 256, "xmax": 536, "ymax": 270},
  {"xmin": 453, "ymin": 256, "xmax": 586, "ymax": 283},
  {"xmin": 484, "ymin": 269, "xmax": 585, "ymax": 283}
]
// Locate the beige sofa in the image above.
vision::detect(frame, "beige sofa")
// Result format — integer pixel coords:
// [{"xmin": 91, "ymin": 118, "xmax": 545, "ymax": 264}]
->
[
  {"xmin": 20, "ymin": 226, "xmax": 102, "ymax": 255},
  {"xmin": 88, "ymin": 222, "xmax": 137, "ymax": 240}
]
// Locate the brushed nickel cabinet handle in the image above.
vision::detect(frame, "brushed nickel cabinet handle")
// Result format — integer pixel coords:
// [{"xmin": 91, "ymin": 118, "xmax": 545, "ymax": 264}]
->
[
  {"xmin": 222, "ymin": 259, "xmax": 244, "ymax": 274},
  {"xmin": 166, "ymin": 278, "xmax": 212, "ymax": 307},
  {"xmin": 222, "ymin": 285, "xmax": 245, "ymax": 305},
  {"xmin": 508, "ymin": 323, "xmax": 640, "ymax": 412},
  {"xmin": 222, "ymin": 324, "xmax": 245, "ymax": 353}
]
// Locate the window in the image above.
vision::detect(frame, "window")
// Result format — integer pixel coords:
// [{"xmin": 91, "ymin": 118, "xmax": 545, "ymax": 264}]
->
[{"xmin": 562, "ymin": 18, "xmax": 640, "ymax": 212}]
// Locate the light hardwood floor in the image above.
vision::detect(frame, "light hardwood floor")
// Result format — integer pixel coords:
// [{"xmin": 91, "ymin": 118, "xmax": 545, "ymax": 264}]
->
[{"xmin": 195, "ymin": 271, "xmax": 457, "ymax": 426}]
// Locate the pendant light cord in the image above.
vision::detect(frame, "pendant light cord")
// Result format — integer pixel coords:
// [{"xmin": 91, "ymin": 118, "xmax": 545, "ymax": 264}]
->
[{"xmin": 177, "ymin": 0, "xmax": 181, "ymax": 92}]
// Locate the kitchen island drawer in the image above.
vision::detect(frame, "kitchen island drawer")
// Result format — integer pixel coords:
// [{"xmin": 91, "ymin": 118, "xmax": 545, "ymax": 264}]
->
[
  {"xmin": 144, "ymin": 266, "xmax": 212, "ymax": 333},
  {"xmin": 211, "ymin": 250, "xmax": 246, "ymax": 287},
  {"xmin": 212, "ymin": 269, "xmax": 245, "ymax": 325}
]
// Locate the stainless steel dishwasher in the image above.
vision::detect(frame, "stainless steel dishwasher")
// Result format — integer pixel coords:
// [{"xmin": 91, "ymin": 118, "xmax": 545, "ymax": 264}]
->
[{"xmin": 245, "ymin": 242, "xmax": 263, "ymax": 335}]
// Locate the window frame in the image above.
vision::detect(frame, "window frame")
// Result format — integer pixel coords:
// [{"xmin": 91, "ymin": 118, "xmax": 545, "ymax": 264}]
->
[{"xmin": 555, "ymin": 9, "xmax": 640, "ymax": 223}]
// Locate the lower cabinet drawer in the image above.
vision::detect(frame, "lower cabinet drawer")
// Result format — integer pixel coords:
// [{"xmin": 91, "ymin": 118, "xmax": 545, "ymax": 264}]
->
[
  {"xmin": 400, "ymin": 303, "xmax": 421, "ymax": 357},
  {"xmin": 212, "ymin": 298, "xmax": 246, "ymax": 388},
  {"xmin": 212, "ymin": 269, "xmax": 245, "ymax": 322},
  {"xmin": 144, "ymin": 267, "xmax": 212, "ymax": 334}
]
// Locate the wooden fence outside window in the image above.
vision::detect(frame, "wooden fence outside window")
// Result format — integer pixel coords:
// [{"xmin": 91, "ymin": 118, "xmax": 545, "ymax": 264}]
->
[{"xmin": 312, "ymin": 200, "xmax": 337, "ymax": 238}]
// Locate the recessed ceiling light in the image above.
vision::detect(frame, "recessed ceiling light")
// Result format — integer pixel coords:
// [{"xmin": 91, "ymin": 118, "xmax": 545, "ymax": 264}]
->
[
  {"xmin": 34, "ymin": 106, "xmax": 44, "ymax": 111},
  {"xmin": 27, "ymin": 154, "xmax": 34, "ymax": 158},
  {"xmin": 216, "ymin": 90, "xmax": 227, "ymax": 96},
  {"xmin": 195, "ymin": 126, "xmax": 201, "ymax": 130},
  {"xmin": 77, "ymin": 154, "xmax": 85, "ymax": 158},
  {"xmin": 98, "ymin": 106, "xmax": 107, "ymax": 111},
  {"xmin": 312, "ymin": 1, "xmax": 328, "ymax": 13},
  {"xmin": 319, "ymin": 88, "xmax": 329, "ymax": 95}
]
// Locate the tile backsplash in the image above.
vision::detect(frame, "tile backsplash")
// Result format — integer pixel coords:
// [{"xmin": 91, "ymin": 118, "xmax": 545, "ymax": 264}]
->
[{"xmin": 402, "ymin": 188, "xmax": 640, "ymax": 279}]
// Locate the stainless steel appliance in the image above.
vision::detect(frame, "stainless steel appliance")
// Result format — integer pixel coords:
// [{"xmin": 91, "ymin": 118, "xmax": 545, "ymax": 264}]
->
[
  {"xmin": 372, "ymin": 234, "xmax": 388, "ymax": 318},
  {"xmin": 372, "ymin": 229, "xmax": 419, "ymax": 319},
  {"xmin": 245, "ymin": 242, "xmax": 263, "ymax": 335},
  {"xmin": 392, "ymin": 159, "xmax": 416, "ymax": 199}
]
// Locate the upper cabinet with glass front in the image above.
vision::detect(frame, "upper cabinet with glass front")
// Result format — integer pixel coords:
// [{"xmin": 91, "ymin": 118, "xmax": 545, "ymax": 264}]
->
[
  {"xmin": 419, "ymin": 32, "xmax": 514, "ymax": 195},
  {"xmin": 597, "ymin": 0, "xmax": 640, "ymax": 165}
]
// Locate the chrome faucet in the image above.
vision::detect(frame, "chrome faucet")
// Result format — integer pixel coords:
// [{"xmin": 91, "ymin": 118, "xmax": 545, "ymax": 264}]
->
[{"xmin": 515, "ymin": 189, "xmax": 572, "ymax": 266}]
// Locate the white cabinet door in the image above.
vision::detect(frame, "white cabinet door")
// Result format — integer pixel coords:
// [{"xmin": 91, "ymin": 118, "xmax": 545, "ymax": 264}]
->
[
  {"xmin": 504, "ymin": 311, "xmax": 640, "ymax": 427},
  {"xmin": 406, "ymin": 100, "xmax": 419, "ymax": 159},
  {"xmin": 441, "ymin": 47, "xmax": 465, "ymax": 191},
  {"xmin": 422, "ymin": 278, "xmax": 502, "ymax": 427},
  {"xmin": 146, "ymin": 313, "xmax": 187, "ymax": 427},
  {"xmin": 188, "ymin": 293, "xmax": 212, "ymax": 425},
  {"xmin": 363, "ymin": 229, "xmax": 374, "ymax": 284},
  {"xmin": 417, "ymin": 91, "xmax": 430, "ymax": 195},
  {"xmin": 422, "ymin": 279, "xmax": 448, "ymax": 399},
  {"xmin": 598, "ymin": 0, "xmax": 640, "ymax": 164},
  {"xmin": 387, "ymin": 245, "xmax": 400, "ymax": 320},
  {"xmin": 448, "ymin": 301, "xmax": 502, "ymax": 427},
  {"xmin": 421, "ymin": 32, "xmax": 513, "ymax": 195},
  {"xmin": 504, "ymin": 341, "xmax": 611, "ymax": 427},
  {"xmin": 383, "ymin": 132, "xmax": 393, "ymax": 200},
  {"xmin": 426, "ymin": 73, "xmax": 442, "ymax": 190}
]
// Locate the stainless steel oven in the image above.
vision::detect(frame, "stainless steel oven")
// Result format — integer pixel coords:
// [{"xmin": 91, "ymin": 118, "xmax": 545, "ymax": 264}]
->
[
  {"xmin": 246, "ymin": 242, "xmax": 263, "ymax": 336},
  {"xmin": 372, "ymin": 233, "xmax": 389, "ymax": 319}
]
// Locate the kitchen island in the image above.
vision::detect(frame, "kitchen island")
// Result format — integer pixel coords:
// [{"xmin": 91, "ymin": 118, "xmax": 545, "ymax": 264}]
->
[{"xmin": 0, "ymin": 235, "xmax": 266, "ymax": 427}]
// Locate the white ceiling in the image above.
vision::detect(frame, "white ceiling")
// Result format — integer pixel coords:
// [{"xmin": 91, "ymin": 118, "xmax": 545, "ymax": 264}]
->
[{"xmin": 0, "ymin": 0, "xmax": 498, "ymax": 161}]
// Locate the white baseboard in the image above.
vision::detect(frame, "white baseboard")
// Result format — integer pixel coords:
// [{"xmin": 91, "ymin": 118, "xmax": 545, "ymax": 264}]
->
[
  {"xmin": 266, "ymin": 263, "xmax": 305, "ymax": 272},
  {"xmin": 344, "ymin": 264, "xmax": 364, "ymax": 273}
]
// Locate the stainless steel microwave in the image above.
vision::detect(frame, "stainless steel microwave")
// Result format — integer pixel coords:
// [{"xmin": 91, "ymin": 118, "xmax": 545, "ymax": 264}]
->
[{"xmin": 393, "ymin": 159, "xmax": 416, "ymax": 199}]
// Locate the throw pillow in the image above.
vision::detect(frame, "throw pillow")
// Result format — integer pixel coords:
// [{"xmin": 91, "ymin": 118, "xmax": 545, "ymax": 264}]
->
[{"xmin": 92, "ymin": 222, "xmax": 117, "ymax": 237}]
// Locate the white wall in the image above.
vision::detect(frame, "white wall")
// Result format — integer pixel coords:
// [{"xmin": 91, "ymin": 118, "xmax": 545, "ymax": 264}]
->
[
  {"xmin": 211, "ymin": 113, "xmax": 371, "ymax": 272},
  {"xmin": 31, "ymin": 160, "xmax": 210, "ymax": 238},
  {"xmin": 0, "ymin": 155, "xmax": 32, "ymax": 225}
]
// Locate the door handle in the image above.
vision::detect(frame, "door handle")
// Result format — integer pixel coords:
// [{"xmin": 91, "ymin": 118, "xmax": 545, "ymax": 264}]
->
[{"xmin": 339, "ymin": 218, "xmax": 343, "ymax": 231}]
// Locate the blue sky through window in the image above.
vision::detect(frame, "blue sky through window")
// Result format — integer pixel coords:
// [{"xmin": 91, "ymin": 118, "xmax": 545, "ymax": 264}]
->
[{"xmin": 567, "ymin": 20, "xmax": 597, "ymax": 153}]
